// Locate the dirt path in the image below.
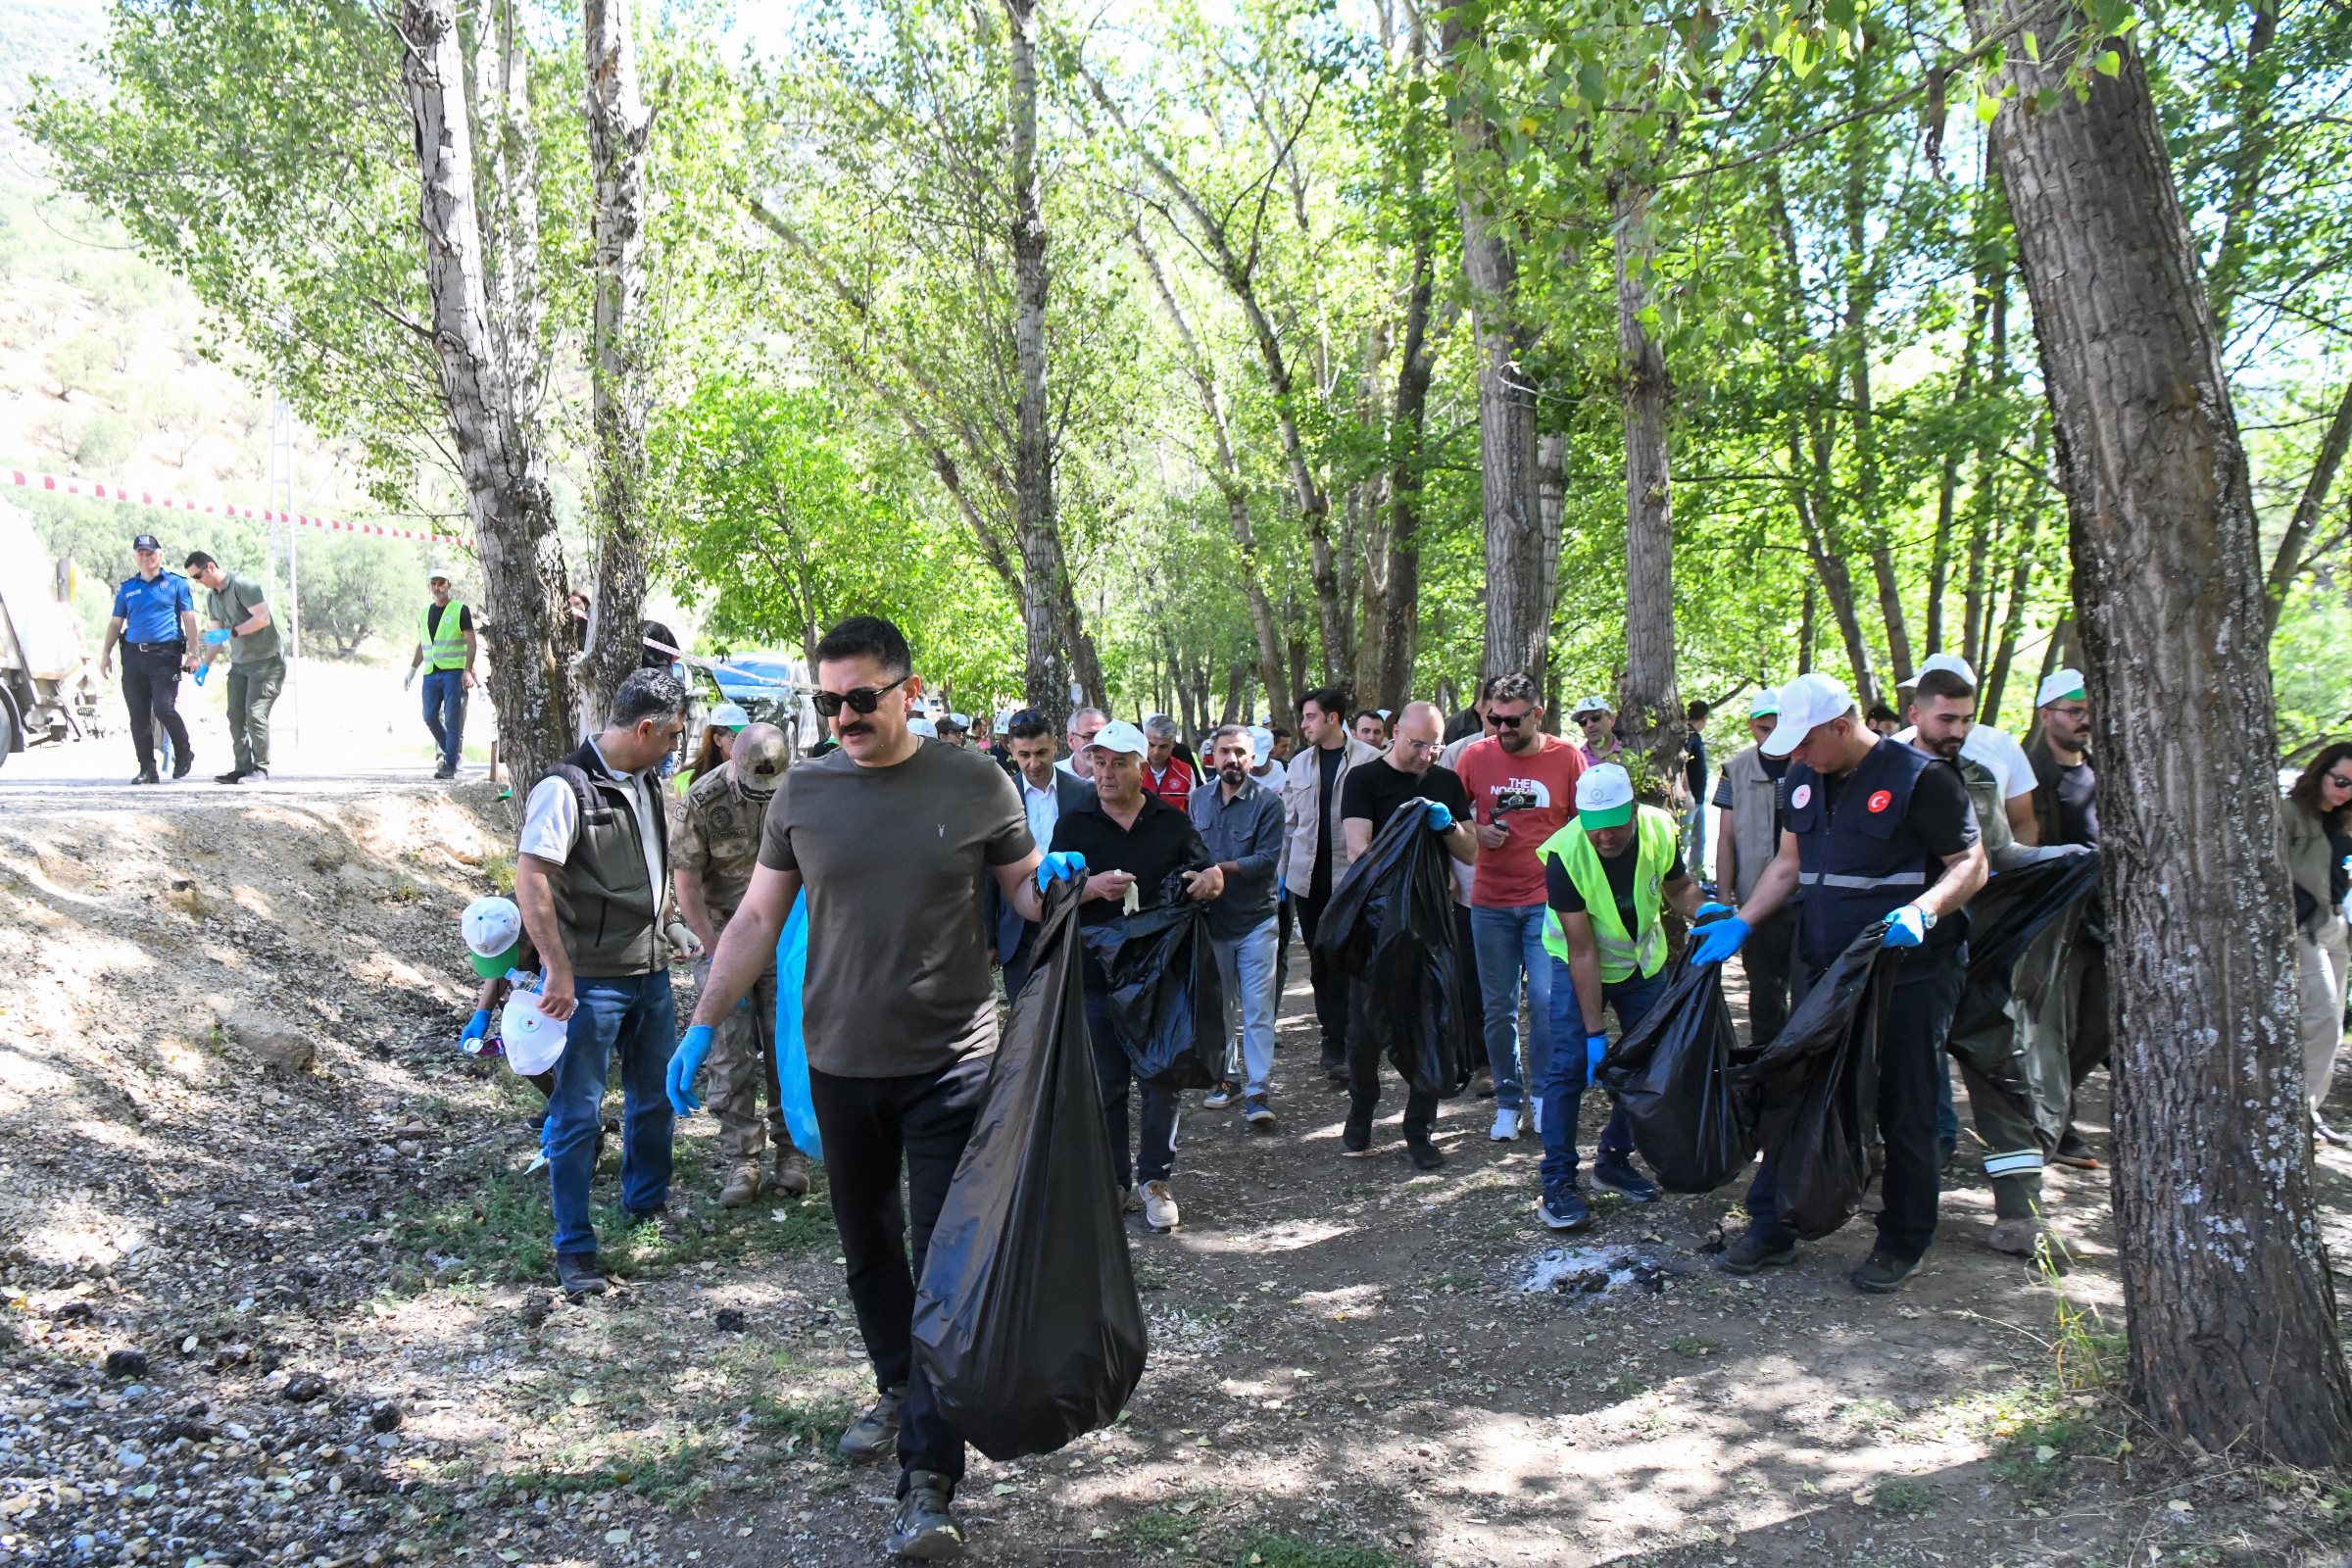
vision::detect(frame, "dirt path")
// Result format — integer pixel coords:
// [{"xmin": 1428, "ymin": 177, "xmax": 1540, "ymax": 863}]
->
[{"xmin": 2, "ymin": 786, "xmax": 2349, "ymax": 1568}]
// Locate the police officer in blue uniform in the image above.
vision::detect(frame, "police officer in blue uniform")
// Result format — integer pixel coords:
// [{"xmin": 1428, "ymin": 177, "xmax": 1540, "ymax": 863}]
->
[
  {"xmin": 97, "ymin": 533, "xmax": 201, "ymax": 784},
  {"xmin": 1689, "ymin": 672, "xmax": 1989, "ymax": 1294}
]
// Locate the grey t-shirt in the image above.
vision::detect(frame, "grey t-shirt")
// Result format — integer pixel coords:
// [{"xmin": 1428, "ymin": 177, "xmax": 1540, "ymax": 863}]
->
[
  {"xmin": 758, "ymin": 738, "xmax": 1034, "ymax": 1077},
  {"xmin": 207, "ymin": 573, "xmax": 281, "ymax": 663}
]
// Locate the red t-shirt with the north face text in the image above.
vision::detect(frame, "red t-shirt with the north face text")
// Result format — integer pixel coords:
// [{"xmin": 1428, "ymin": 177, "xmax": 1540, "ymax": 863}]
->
[{"xmin": 1454, "ymin": 734, "xmax": 1588, "ymax": 907}]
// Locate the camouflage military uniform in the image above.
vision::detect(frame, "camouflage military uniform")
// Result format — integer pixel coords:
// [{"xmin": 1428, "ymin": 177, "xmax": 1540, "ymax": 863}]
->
[{"xmin": 672, "ymin": 763, "xmax": 799, "ymax": 1169}]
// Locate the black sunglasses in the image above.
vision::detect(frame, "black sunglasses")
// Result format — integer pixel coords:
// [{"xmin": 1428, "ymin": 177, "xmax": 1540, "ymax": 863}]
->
[
  {"xmin": 1492, "ymin": 710, "xmax": 1536, "ymax": 728},
  {"xmin": 2330, "ymin": 772, "xmax": 2352, "ymax": 791},
  {"xmin": 810, "ymin": 674, "xmax": 910, "ymax": 718}
]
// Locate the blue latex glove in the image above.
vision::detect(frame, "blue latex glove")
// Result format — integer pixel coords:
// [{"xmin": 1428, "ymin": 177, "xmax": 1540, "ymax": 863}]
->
[
  {"xmin": 203, "ymin": 628, "xmax": 232, "ymax": 645},
  {"xmin": 1036, "ymin": 850, "xmax": 1087, "ymax": 891},
  {"xmin": 666, "ymin": 1024, "xmax": 715, "ymax": 1115},
  {"xmin": 1425, "ymin": 803, "xmax": 1453, "ymax": 832},
  {"xmin": 1586, "ymin": 1031, "xmax": 1610, "ymax": 1083},
  {"xmin": 1695, "ymin": 902, "xmax": 1732, "ymax": 921},
  {"xmin": 1690, "ymin": 915, "xmax": 1751, "ymax": 965},
  {"xmin": 1883, "ymin": 905, "xmax": 1928, "ymax": 948},
  {"xmin": 192, "ymin": 662, "xmax": 209, "ymax": 688},
  {"xmin": 460, "ymin": 1008, "xmax": 490, "ymax": 1046}
]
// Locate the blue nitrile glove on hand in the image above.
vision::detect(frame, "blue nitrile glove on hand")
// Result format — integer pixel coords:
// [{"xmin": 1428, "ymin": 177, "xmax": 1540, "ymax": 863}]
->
[
  {"xmin": 1586, "ymin": 1031, "xmax": 1610, "ymax": 1083},
  {"xmin": 1883, "ymin": 905, "xmax": 1929, "ymax": 948},
  {"xmin": 460, "ymin": 1008, "xmax": 490, "ymax": 1047},
  {"xmin": 666, "ymin": 1024, "xmax": 715, "ymax": 1115},
  {"xmin": 1690, "ymin": 915, "xmax": 1751, "ymax": 965},
  {"xmin": 1425, "ymin": 803, "xmax": 1453, "ymax": 832},
  {"xmin": 1695, "ymin": 902, "xmax": 1731, "ymax": 921},
  {"xmin": 192, "ymin": 662, "xmax": 209, "ymax": 688},
  {"xmin": 203, "ymin": 628, "xmax": 232, "ymax": 645},
  {"xmin": 1037, "ymin": 850, "xmax": 1087, "ymax": 892}
]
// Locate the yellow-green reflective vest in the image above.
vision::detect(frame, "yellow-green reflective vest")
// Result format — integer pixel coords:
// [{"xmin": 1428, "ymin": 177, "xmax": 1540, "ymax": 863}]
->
[
  {"xmin": 420, "ymin": 601, "xmax": 468, "ymax": 671},
  {"xmin": 1539, "ymin": 805, "xmax": 1679, "ymax": 982}
]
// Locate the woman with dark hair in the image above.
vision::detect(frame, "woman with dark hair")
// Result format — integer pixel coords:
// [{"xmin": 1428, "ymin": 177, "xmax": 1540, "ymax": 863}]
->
[
  {"xmin": 2286, "ymin": 742, "xmax": 2352, "ymax": 1144},
  {"xmin": 676, "ymin": 703, "xmax": 750, "ymax": 796}
]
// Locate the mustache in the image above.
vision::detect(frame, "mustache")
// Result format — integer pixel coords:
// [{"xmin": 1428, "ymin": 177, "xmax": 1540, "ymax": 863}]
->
[{"xmin": 839, "ymin": 719, "xmax": 875, "ymax": 736}]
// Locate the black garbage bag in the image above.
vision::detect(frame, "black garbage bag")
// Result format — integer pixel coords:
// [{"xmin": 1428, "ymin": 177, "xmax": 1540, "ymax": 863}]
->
[
  {"xmin": 1944, "ymin": 850, "xmax": 2102, "ymax": 1146},
  {"xmin": 1730, "ymin": 920, "xmax": 1899, "ymax": 1240},
  {"xmin": 1312, "ymin": 798, "xmax": 1470, "ymax": 1095},
  {"xmin": 911, "ymin": 880, "xmax": 1148, "ymax": 1459},
  {"xmin": 1080, "ymin": 894, "xmax": 1225, "ymax": 1091},
  {"xmin": 1599, "ymin": 944, "xmax": 1762, "ymax": 1193}
]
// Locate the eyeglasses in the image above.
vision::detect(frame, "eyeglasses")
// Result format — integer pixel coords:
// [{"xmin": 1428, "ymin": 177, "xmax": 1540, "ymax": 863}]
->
[
  {"xmin": 810, "ymin": 674, "xmax": 910, "ymax": 717},
  {"xmin": 1492, "ymin": 710, "xmax": 1535, "ymax": 729}
]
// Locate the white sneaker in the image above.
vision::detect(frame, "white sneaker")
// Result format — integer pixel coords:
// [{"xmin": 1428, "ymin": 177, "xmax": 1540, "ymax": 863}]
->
[
  {"xmin": 1490, "ymin": 1106, "xmax": 1521, "ymax": 1142},
  {"xmin": 1142, "ymin": 1181, "xmax": 1180, "ymax": 1231}
]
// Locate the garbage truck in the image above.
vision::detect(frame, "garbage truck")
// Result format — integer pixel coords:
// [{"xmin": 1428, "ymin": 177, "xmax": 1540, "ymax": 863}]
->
[{"xmin": 0, "ymin": 500, "xmax": 102, "ymax": 766}]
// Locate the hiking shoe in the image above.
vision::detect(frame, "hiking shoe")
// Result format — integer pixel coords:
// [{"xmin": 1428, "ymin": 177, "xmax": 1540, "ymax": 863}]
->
[
  {"xmin": 2051, "ymin": 1132, "xmax": 2100, "ymax": 1168},
  {"xmin": 885, "ymin": 1469, "xmax": 965, "ymax": 1559},
  {"xmin": 554, "ymin": 1251, "xmax": 608, "ymax": 1297},
  {"xmin": 1243, "ymin": 1096, "xmax": 1276, "ymax": 1129},
  {"xmin": 1590, "ymin": 1154, "xmax": 1657, "ymax": 1203},
  {"xmin": 1851, "ymin": 1250, "xmax": 1925, "ymax": 1294},
  {"xmin": 1471, "ymin": 1069, "xmax": 1495, "ymax": 1100},
  {"xmin": 214, "ymin": 768, "xmax": 247, "ymax": 785},
  {"xmin": 1717, "ymin": 1230, "xmax": 1798, "ymax": 1275},
  {"xmin": 1489, "ymin": 1106, "xmax": 1521, "ymax": 1142},
  {"xmin": 1341, "ymin": 1119, "xmax": 1371, "ymax": 1154},
  {"xmin": 1539, "ymin": 1185, "xmax": 1592, "ymax": 1232},
  {"xmin": 1987, "ymin": 1217, "xmax": 2044, "ymax": 1257},
  {"xmin": 1405, "ymin": 1139, "xmax": 1446, "ymax": 1170},
  {"xmin": 1202, "ymin": 1084, "xmax": 1236, "ymax": 1109},
  {"xmin": 1142, "ymin": 1181, "xmax": 1180, "ymax": 1231},
  {"xmin": 771, "ymin": 1149, "xmax": 813, "ymax": 1197},
  {"xmin": 718, "ymin": 1162, "xmax": 762, "ymax": 1208},
  {"xmin": 837, "ymin": 1388, "xmax": 905, "ymax": 1463}
]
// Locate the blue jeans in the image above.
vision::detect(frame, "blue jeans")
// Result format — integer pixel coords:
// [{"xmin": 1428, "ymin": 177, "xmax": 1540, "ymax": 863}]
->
[
  {"xmin": 1211, "ymin": 917, "xmax": 1281, "ymax": 1100},
  {"xmin": 421, "ymin": 667, "xmax": 466, "ymax": 770},
  {"xmin": 1470, "ymin": 904, "xmax": 1554, "ymax": 1111},
  {"xmin": 545, "ymin": 971, "xmax": 677, "ymax": 1256},
  {"xmin": 1084, "ymin": 985, "xmax": 1180, "ymax": 1188},
  {"xmin": 1539, "ymin": 958, "xmax": 1664, "ymax": 1189}
]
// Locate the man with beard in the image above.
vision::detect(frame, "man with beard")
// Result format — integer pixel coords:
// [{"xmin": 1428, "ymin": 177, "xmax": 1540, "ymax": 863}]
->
[
  {"xmin": 987, "ymin": 708, "xmax": 1096, "ymax": 1003},
  {"xmin": 1191, "ymin": 724, "xmax": 1287, "ymax": 1127},
  {"xmin": 670, "ymin": 721, "xmax": 812, "ymax": 1207},
  {"xmin": 2028, "ymin": 669, "xmax": 2110, "ymax": 1165}
]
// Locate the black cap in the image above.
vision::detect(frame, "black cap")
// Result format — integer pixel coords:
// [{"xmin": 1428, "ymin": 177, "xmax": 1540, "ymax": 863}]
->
[{"xmin": 132, "ymin": 533, "xmax": 162, "ymax": 552}]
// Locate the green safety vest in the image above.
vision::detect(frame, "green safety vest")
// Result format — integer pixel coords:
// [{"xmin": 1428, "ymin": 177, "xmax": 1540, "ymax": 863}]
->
[
  {"xmin": 1539, "ymin": 805, "xmax": 1679, "ymax": 982},
  {"xmin": 419, "ymin": 601, "xmax": 469, "ymax": 671}
]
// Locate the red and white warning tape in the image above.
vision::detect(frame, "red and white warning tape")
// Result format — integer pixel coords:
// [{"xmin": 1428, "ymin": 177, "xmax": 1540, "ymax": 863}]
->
[{"xmin": 5, "ymin": 466, "xmax": 475, "ymax": 548}]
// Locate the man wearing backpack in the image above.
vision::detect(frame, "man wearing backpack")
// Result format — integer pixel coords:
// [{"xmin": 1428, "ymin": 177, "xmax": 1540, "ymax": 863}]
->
[{"xmin": 511, "ymin": 668, "xmax": 691, "ymax": 1299}]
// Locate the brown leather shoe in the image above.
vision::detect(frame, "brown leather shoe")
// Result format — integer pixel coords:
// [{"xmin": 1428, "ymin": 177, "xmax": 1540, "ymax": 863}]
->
[
  {"xmin": 718, "ymin": 1162, "xmax": 762, "ymax": 1207},
  {"xmin": 770, "ymin": 1150, "xmax": 812, "ymax": 1198}
]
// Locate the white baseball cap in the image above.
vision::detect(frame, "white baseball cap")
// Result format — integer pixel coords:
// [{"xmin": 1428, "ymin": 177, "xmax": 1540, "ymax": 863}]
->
[
  {"xmin": 1575, "ymin": 763, "xmax": 1636, "ymax": 829},
  {"xmin": 1748, "ymin": 688, "xmax": 1780, "ymax": 717},
  {"xmin": 1247, "ymin": 726, "xmax": 1274, "ymax": 763},
  {"xmin": 500, "ymin": 989, "xmax": 568, "ymax": 1075},
  {"xmin": 1761, "ymin": 672, "xmax": 1855, "ymax": 758},
  {"xmin": 1904, "ymin": 652, "xmax": 1977, "ymax": 687},
  {"xmin": 907, "ymin": 714, "xmax": 938, "ymax": 738},
  {"xmin": 1088, "ymin": 719, "xmax": 1149, "ymax": 759},
  {"xmin": 426, "ymin": 565, "xmax": 456, "ymax": 584},
  {"xmin": 463, "ymin": 896, "xmax": 523, "ymax": 978},
  {"xmin": 709, "ymin": 702, "xmax": 751, "ymax": 730},
  {"xmin": 1570, "ymin": 696, "xmax": 1614, "ymax": 719},
  {"xmin": 2037, "ymin": 668, "xmax": 2087, "ymax": 709}
]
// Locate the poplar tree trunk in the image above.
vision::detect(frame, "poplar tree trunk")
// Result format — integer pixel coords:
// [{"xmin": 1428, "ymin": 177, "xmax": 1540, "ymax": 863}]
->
[
  {"xmin": 1374, "ymin": 227, "xmax": 1436, "ymax": 712},
  {"xmin": 1971, "ymin": 0, "xmax": 2352, "ymax": 1463},
  {"xmin": 1615, "ymin": 183, "xmax": 1682, "ymax": 773},
  {"xmin": 401, "ymin": 0, "xmax": 570, "ymax": 791},
  {"xmin": 580, "ymin": 0, "xmax": 655, "ymax": 733}
]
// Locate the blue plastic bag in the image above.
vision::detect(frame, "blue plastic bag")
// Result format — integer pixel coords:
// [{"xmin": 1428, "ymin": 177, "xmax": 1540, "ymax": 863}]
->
[{"xmin": 774, "ymin": 892, "xmax": 822, "ymax": 1160}]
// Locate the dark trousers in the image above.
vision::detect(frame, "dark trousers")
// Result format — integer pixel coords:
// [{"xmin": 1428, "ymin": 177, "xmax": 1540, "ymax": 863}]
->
[
  {"xmin": 1346, "ymin": 978, "xmax": 1437, "ymax": 1144},
  {"xmin": 1083, "ymin": 986, "xmax": 1180, "ymax": 1188},
  {"xmin": 1452, "ymin": 904, "xmax": 1489, "ymax": 1075},
  {"xmin": 1743, "ymin": 958, "xmax": 1966, "ymax": 1261},
  {"xmin": 807, "ymin": 1054, "xmax": 992, "ymax": 1486},
  {"xmin": 421, "ymin": 667, "xmax": 467, "ymax": 770},
  {"xmin": 1273, "ymin": 895, "xmax": 1295, "ymax": 1014},
  {"xmin": 121, "ymin": 645, "xmax": 191, "ymax": 777},
  {"xmin": 1294, "ymin": 887, "xmax": 1350, "ymax": 1072},
  {"xmin": 1740, "ymin": 906, "xmax": 1807, "ymax": 1049},
  {"xmin": 1538, "ymin": 958, "xmax": 1659, "ymax": 1188},
  {"xmin": 2063, "ymin": 938, "xmax": 2111, "ymax": 1137}
]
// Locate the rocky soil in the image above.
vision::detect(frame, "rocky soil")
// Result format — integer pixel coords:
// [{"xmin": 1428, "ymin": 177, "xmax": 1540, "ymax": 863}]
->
[{"xmin": 4, "ymin": 780, "xmax": 2352, "ymax": 1568}]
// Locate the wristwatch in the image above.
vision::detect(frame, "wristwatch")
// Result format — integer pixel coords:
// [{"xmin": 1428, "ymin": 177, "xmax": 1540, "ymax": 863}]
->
[{"xmin": 1912, "ymin": 905, "xmax": 1938, "ymax": 932}]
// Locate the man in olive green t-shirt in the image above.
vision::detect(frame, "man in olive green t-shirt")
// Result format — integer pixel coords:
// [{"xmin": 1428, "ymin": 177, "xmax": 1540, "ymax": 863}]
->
[{"xmin": 184, "ymin": 552, "xmax": 282, "ymax": 784}]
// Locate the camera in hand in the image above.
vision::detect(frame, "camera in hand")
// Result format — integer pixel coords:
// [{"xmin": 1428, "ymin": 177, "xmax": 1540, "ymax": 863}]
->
[{"xmin": 1493, "ymin": 788, "xmax": 1540, "ymax": 817}]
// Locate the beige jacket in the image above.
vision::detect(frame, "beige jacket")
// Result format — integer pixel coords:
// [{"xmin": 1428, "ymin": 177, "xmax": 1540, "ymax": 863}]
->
[
  {"xmin": 2284, "ymin": 797, "xmax": 2345, "ymax": 936},
  {"xmin": 1282, "ymin": 736, "xmax": 1385, "ymax": 895}
]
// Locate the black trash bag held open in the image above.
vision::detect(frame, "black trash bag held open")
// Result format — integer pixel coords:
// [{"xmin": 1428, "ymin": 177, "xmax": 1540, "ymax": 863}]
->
[
  {"xmin": 1729, "ymin": 920, "xmax": 1899, "ymax": 1241},
  {"xmin": 1312, "ymin": 798, "xmax": 1469, "ymax": 1095},
  {"xmin": 1599, "ymin": 936, "xmax": 1761, "ymax": 1193},
  {"xmin": 1079, "ymin": 888, "xmax": 1225, "ymax": 1091},
  {"xmin": 910, "ymin": 880, "xmax": 1148, "ymax": 1459},
  {"xmin": 1943, "ymin": 852, "xmax": 2102, "ymax": 1147}
]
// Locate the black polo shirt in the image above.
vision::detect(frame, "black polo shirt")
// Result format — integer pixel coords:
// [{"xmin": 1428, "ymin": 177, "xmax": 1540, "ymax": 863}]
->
[{"xmin": 1047, "ymin": 790, "xmax": 1214, "ymax": 928}]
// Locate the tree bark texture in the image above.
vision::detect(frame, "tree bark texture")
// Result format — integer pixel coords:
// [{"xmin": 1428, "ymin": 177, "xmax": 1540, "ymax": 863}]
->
[
  {"xmin": 579, "ymin": 0, "xmax": 656, "ymax": 733},
  {"xmin": 1614, "ymin": 185, "xmax": 1682, "ymax": 774},
  {"xmin": 402, "ymin": 0, "xmax": 570, "ymax": 792},
  {"xmin": 1973, "ymin": 0, "xmax": 2352, "ymax": 1463}
]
